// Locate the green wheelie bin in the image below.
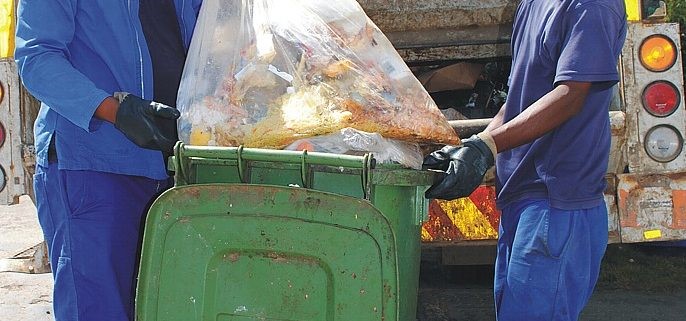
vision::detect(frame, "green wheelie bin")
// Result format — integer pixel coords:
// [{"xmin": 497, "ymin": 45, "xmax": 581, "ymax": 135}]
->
[{"xmin": 136, "ymin": 143, "xmax": 433, "ymax": 321}]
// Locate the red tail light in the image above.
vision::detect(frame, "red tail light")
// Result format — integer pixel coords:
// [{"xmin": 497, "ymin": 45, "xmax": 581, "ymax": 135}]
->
[{"xmin": 642, "ymin": 81, "xmax": 680, "ymax": 117}]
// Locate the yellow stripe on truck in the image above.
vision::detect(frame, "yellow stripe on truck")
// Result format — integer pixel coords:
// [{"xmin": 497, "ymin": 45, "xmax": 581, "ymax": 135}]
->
[
  {"xmin": 421, "ymin": 227, "xmax": 433, "ymax": 242},
  {"xmin": 0, "ymin": 0, "xmax": 14, "ymax": 58},
  {"xmin": 624, "ymin": 0, "xmax": 641, "ymax": 21},
  {"xmin": 438, "ymin": 198, "xmax": 498, "ymax": 240}
]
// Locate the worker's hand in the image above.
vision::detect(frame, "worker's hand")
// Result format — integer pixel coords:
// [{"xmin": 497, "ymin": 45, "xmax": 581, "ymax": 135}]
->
[
  {"xmin": 113, "ymin": 92, "xmax": 180, "ymax": 152},
  {"xmin": 423, "ymin": 133, "xmax": 496, "ymax": 200}
]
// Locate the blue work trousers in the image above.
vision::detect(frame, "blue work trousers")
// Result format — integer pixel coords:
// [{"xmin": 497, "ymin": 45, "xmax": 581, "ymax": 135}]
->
[
  {"xmin": 33, "ymin": 163, "xmax": 169, "ymax": 321},
  {"xmin": 494, "ymin": 199, "xmax": 608, "ymax": 321}
]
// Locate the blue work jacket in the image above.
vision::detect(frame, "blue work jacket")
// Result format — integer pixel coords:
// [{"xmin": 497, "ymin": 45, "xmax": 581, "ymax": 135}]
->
[{"xmin": 15, "ymin": 0, "xmax": 202, "ymax": 179}]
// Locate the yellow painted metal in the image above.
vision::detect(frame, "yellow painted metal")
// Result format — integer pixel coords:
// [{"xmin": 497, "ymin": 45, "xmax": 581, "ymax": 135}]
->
[
  {"xmin": 438, "ymin": 199, "xmax": 498, "ymax": 240},
  {"xmin": 625, "ymin": 0, "xmax": 641, "ymax": 21},
  {"xmin": 643, "ymin": 229, "xmax": 663, "ymax": 240},
  {"xmin": 0, "ymin": 0, "xmax": 13, "ymax": 58}
]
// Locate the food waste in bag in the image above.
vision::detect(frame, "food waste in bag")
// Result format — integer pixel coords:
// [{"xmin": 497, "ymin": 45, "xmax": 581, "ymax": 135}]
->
[{"xmin": 177, "ymin": 0, "xmax": 461, "ymax": 150}]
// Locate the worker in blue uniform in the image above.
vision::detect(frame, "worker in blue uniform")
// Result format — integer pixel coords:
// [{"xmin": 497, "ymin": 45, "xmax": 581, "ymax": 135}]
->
[
  {"xmin": 15, "ymin": 0, "xmax": 202, "ymax": 320},
  {"xmin": 423, "ymin": 0, "xmax": 627, "ymax": 320}
]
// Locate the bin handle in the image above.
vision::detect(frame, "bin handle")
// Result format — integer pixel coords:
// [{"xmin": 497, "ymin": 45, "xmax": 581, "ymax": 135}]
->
[
  {"xmin": 173, "ymin": 141, "xmax": 187, "ymax": 186},
  {"xmin": 237, "ymin": 145, "xmax": 248, "ymax": 183},
  {"xmin": 362, "ymin": 154, "xmax": 375, "ymax": 199},
  {"xmin": 300, "ymin": 150, "xmax": 310, "ymax": 188}
]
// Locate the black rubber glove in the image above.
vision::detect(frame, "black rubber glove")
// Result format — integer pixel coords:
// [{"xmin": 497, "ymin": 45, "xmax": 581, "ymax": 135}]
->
[
  {"xmin": 423, "ymin": 135, "xmax": 495, "ymax": 200},
  {"xmin": 114, "ymin": 92, "xmax": 180, "ymax": 153}
]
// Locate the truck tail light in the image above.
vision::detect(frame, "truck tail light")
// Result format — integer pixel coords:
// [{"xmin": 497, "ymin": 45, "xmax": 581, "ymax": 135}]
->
[
  {"xmin": 639, "ymin": 34, "xmax": 677, "ymax": 72},
  {"xmin": 644, "ymin": 124, "xmax": 684, "ymax": 163},
  {"xmin": 642, "ymin": 80, "xmax": 680, "ymax": 117}
]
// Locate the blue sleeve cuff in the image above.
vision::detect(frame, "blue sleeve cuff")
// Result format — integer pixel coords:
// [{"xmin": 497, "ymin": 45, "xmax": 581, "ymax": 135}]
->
[
  {"xmin": 76, "ymin": 91, "xmax": 112, "ymax": 132},
  {"xmin": 555, "ymin": 72, "xmax": 619, "ymax": 85}
]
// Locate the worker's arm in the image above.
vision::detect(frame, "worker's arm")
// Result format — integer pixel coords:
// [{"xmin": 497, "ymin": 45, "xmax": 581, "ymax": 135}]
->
[
  {"xmin": 94, "ymin": 97, "xmax": 120, "ymax": 123},
  {"xmin": 15, "ymin": 0, "xmax": 112, "ymax": 131},
  {"xmin": 487, "ymin": 81, "xmax": 591, "ymax": 153},
  {"xmin": 424, "ymin": 81, "xmax": 591, "ymax": 200},
  {"xmin": 16, "ymin": 0, "xmax": 181, "ymax": 151},
  {"xmin": 15, "ymin": 0, "xmax": 122, "ymax": 126},
  {"xmin": 485, "ymin": 102, "xmax": 506, "ymax": 133}
]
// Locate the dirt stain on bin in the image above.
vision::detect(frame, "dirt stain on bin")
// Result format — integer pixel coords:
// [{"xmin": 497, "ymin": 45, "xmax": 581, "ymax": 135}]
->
[{"xmin": 224, "ymin": 252, "xmax": 240, "ymax": 262}]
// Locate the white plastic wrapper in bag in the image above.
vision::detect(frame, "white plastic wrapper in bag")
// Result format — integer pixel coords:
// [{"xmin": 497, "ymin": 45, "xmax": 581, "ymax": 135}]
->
[
  {"xmin": 286, "ymin": 128, "xmax": 423, "ymax": 169},
  {"xmin": 177, "ymin": 0, "xmax": 460, "ymax": 150}
]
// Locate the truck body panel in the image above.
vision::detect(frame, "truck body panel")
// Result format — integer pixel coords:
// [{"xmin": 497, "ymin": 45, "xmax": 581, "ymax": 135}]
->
[
  {"xmin": 359, "ymin": 0, "xmax": 518, "ymax": 63},
  {"xmin": 618, "ymin": 172, "xmax": 686, "ymax": 242}
]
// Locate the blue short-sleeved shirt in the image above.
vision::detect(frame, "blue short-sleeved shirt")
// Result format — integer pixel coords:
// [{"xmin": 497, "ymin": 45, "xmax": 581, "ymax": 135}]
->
[{"xmin": 495, "ymin": 0, "xmax": 627, "ymax": 210}]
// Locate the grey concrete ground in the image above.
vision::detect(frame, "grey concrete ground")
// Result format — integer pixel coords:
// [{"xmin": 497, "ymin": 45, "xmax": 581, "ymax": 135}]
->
[
  {"xmin": 1, "ymin": 196, "xmax": 685, "ymax": 321},
  {"xmin": 0, "ymin": 196, "xmax": 53, "ymax": 321}
]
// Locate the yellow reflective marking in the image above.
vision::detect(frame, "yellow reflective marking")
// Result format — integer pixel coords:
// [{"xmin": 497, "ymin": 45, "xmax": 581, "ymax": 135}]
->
[
  {"xmin": 625, "ymin": 0, "xmax": 640, "ymax": 21},
  {"xmin": 643, "ymin": 229, "xmax": 662, "ymax": 240},
  {"xmin": 0, "ymin": 0, "xmax": 14, "ymax": 58},
  {"xmin": 439, "ymin": 198, "xmax": 498, "ymax": 240},
  {"xmin": 421, "ymin": 227, "xmax": 433, "ymax": 242}
]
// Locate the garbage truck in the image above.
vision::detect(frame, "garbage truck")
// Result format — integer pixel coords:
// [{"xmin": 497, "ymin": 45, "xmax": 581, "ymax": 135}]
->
[{"xmin": 0, "ymin": 0, "xmax": 685, "ymax": 270}]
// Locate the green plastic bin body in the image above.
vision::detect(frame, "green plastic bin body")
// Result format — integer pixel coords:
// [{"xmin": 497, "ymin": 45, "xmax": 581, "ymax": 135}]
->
[{"xmin": 136, "ymin": 145, "xmax": 432, "ymax": 321}]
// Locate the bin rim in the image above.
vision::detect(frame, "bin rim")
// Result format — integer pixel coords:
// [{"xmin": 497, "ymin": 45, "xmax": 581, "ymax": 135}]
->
[{"xmin": 170, "ymin": 142, "xmax": 435, "ymax": 190}]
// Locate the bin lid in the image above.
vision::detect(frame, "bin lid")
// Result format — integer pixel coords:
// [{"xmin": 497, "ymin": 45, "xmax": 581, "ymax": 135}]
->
[{"xmin": 136, "ymin": 184, "xmax": 399, "ymax": 321}]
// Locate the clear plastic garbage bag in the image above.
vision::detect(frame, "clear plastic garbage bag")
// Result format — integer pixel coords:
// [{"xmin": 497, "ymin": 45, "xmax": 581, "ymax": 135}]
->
[
  {"xmin": 177, "ymin": 0, "xmax": 460, "ymax": 149},
  {"xmin": 286, "ymin": 128, "xmax": 424, "ymax": 169}
]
